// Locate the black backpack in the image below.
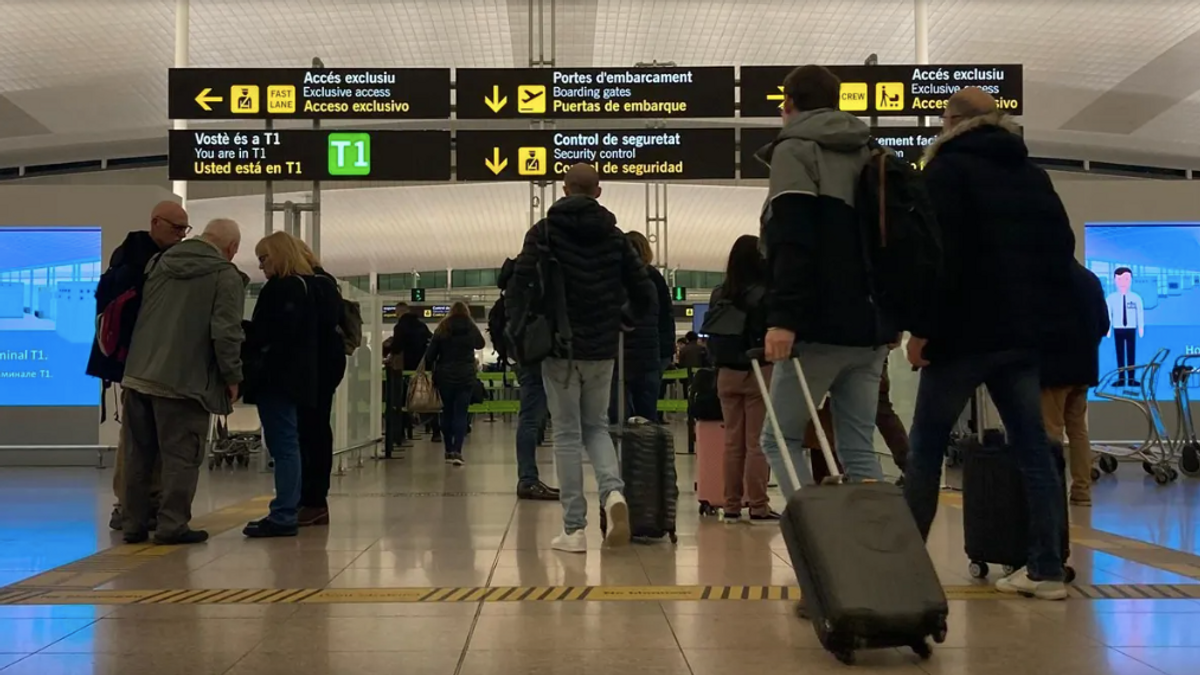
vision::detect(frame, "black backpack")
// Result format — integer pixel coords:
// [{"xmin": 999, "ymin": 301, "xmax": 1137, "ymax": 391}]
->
[
  {"xmin": 688, "ymin": 367, "xmax": 723, "ymax": 421},
  {"xmin": 487, "ymin": 295, "xmax": 509, "ymax": 364},
  {"xmin": 507, "ymin": 225, "xmax": 572, "ymax": 366},
  {"xmin": 701, "ymin": 286, "xmax": 765, "ymax": 369},
  {"xmin": 856, "ymin": 142, "xmax": 944, "ymax": 333}
]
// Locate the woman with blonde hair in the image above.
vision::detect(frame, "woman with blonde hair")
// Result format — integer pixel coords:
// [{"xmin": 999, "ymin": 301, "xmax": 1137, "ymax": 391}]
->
[
  {"xmin": 242, "ymin": 231, "xmax": 320, "ymax": 538},
  {"xmin": 424, "ymin": 301, "xmax": 484, "ymax": 465},
  {"xmin": 291, "ymin": 240, "xmax": 347, "ymax": 526}
]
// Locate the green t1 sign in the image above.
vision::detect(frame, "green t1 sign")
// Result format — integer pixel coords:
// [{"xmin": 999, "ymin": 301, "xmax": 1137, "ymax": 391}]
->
[{"xmin": 328, "ymin": 132, "xmax": 371, "ymax": 176}]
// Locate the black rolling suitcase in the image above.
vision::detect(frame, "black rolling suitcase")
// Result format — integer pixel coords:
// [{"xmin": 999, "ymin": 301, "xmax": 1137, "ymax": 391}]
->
[
  {"xmin": 961, "ymin": 391, "xmax": 1075, "ymax": 582},
  {"xmin": 601, "ymin": 333, "xmax": 680, "ymax": 543},
  {"xmin": 751, "ymin": 351, "xmax": 948, "ymax": 666}
]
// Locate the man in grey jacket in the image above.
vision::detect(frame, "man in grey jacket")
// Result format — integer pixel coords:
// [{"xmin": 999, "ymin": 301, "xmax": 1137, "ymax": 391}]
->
[
  {"xmin": 756, "ymin": 65, "xmax": 893, "ymax": 495},
  {"xmin": 121, "ymin": 218, "xmax": 245, "ymax": 545}
]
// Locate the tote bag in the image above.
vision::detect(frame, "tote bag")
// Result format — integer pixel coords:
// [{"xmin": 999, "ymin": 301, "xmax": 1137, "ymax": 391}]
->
[{"xmin": 405, "ymin": 358, "xmax": 443, "ymax": 413}]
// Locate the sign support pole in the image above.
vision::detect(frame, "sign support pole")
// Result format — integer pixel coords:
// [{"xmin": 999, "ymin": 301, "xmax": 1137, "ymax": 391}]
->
[
  {"xmin": 172, "ymin": 0, "xmax": 189, "ymax": 207},
  {"xmin": 528, "ymin": 0, "xmax": 557, "ymax": 232},
  {"xmin": 262, "ymin": 58, "xmax": 325, "ymax": 250},
  {"xmin": 914, "ymin": 0, "xmax": 930, "ymax": 129},
  {"xmin": 637, "ymin": 61, "xmax": 674, "ymax": 270}
]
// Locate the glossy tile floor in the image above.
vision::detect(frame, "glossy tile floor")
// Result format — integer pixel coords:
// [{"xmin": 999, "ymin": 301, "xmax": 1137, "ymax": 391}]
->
[{"xmin": 4, "ymin": 365, "xmax": 1200, "ymax": 673}]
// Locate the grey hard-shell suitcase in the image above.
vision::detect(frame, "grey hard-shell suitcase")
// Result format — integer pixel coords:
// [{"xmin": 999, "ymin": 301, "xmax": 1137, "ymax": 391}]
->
[{"xmin": 751, "ymin": 351, "xmax": 948, "ymax": 665}]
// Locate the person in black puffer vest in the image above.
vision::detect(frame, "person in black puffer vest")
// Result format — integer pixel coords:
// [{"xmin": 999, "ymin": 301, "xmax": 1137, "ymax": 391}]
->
[
  {"xmin": 507, "ymin": 163, "xmax": 655, "ymax": 553},
  {"xmin": 609, "ymin": 231, "xmax": 666, "ymax": 423}
]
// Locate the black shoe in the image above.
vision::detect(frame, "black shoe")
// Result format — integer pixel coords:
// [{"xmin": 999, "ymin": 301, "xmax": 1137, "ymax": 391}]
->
[
  {"xmin": 749, "ymin": 510, "xmax": 781, "ymax": 524},
  {"xmin": 243, "ymin": 518, "xmax": 298, "ymax": 539},
  {"xmin": 895, "ymin": 475, "xmax": 906, "ymax": 488},
  {"xmin": 123, "ymin": 531, "xmax": 149, "ymax": 544},
  {"xmin": 518, "ymin": 481, "xmax": 560, "ymax": 501},
  {"xmin": 431, "ymin": 433, "xmax": 443, "ymax": 443},
  {"xmin": 1129, "ymin": 380, "xmax": 1142, "ymax": 388},
  {"xmin": 109, "ymin": 506, "xmax": 123, "ymax": 531},
  {"xmin": 154, "ymin": 529, "xmax": 209, "ymax": 545}
]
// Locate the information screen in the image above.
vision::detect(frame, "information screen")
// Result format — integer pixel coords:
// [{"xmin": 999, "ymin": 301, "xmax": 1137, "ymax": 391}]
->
[
  {"xmin": 740, "ymin": 64, "xmax": 1023, "ymax": 118},
  {"xmin": 456, "ymin": 129, "xmax": 736, "ymax": 182},
  {"xmin": 1085, "ymin": 223, "xmax": 1200, "ymax": 403},
  {"xmin": 168, "ymin": 130, "xmax": 452, "ymax": 181},
  {"xmin": 168, "ymin": 67, "xmax": 452, "ymax": 120},
  {"xmin": 0, "ymin": 227, "xmax": 101, "ymax": 407},
  {"xmin": 456, "ymin": 67, "xmax": 735, "ymax": 119},
  {"xmin": 739, "ymin": 126, "xmax": 942, "ymax": 178}
]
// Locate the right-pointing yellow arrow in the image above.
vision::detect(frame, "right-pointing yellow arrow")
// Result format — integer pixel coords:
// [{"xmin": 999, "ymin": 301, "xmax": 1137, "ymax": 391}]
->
[
  {"xmin": 484, "ymin": 147, "xmax": 508, "ymax": 175},
  {"xmin": 484, "ymin": 85, "xmax": 508, "ymax": 113},
  {"xmin": 195, "ymin": 87, "xmax": 224, "ymax": 112}
]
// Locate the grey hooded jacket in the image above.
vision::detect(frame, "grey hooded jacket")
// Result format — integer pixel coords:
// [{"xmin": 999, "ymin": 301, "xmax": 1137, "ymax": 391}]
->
[
  {"xmin": 122, "ymin": 238, "xmax": 246, "ymax": 415},
  {"xmin": 755, "ymin": 109, "xmax": 887, "ymax": 347}
]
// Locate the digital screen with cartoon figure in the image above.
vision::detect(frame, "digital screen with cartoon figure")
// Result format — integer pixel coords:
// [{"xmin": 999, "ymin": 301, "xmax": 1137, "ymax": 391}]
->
[
  {"xmin": 0, "ymin": 227, "xmax": 102, "ymax": 406},
  {"xmin": 1085, "ymin": 222, "xmax": 1200, "ymax": 402}
]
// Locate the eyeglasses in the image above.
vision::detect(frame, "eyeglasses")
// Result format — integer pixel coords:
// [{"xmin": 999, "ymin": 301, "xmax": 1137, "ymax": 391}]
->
[{"xmin": 155, "ymin": 216, "xmax": 192, "ymax": 235}]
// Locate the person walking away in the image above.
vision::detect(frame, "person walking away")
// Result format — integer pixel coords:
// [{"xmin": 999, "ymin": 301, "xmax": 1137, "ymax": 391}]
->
[
  {"xmin": 242, "ymin": 232, "xmax": 321, "ymax": 538},
  {"xmin": 424, "ymin": 301, "xmax": 484, "ymax": 465},
  {"xmin": 706, "ymin": 234, "xmax": 776, "ymax": 523},
  {"xmin": 507, "ymin": 163, "xmax": 655, "ymax": 552},
  {"xmin": 498, "ymin": 257, "xmax": 559, "ymax": 500},
  {"xmin": 90, "ymin": 200, "xmax": 190, "ymax": 531},
  {"xmin": 610, "ymin": 231, "xmax": 666, "ymax": 421},
  {"xmin": 393, "ymin": 303, "xmax": 438, "ymax": 442},
  {"xmin": 755, "ymin": 65, "xmax": 893, "ymax": 492},
  {"xmin": 1042, "ymin": 260, "xmax": 1109, "ymax": 506},
  {"xmin": 904, "ymin": 87, "xmax": 1076, "ymax": 599},
  {"xmin": 295, "ymin": 242, "xmax": 347, "ymax": 526},
  {"xmin": 120, "ymin": 218, "xmax": 244, "ymax": 545}
]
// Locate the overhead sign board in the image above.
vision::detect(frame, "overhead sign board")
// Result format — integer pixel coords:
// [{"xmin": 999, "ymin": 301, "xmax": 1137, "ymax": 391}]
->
[
  {"xmin": 739, "ymin": 65, "xmax": 1023, "ymax": 118},
  {"xmin": 168, "ymin": 68, "xmax": 451, "ymax": 120},
  {"xmin": 456, "ymin": 67, "xmax": 735, "ymax": 119},
  {"xmin": 739, "ymin": 126, "xmax": 942, "ymax": 178},
  {"xmin": 456, "ymin": 129, "xmax": 736, "ymax": 182},
  {"xmin": 168, "ymin": 129, "xmax": 452, "ymax": 181}
]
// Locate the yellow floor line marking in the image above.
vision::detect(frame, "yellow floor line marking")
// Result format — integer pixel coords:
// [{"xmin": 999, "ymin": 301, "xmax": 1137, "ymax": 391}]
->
[{"xmin": 4, "ymin": 584, "xmax": 1198, "ymax": 606}]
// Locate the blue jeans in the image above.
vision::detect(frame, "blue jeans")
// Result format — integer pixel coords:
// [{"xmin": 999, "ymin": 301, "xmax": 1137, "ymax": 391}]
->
[
  {"xmin": 543, "ymin": 358, "xmax": 625, "ymax": 533},
  {"xmin": 609, "ymin": 363, "xmax": 663, "ymax": 423},
  {"xmin": 904, "ymin": 350, "xmax": 1064, "ymax": 581},
  {"xmin": 760, "ymin": 344, "xmax": 887, "ymax": 496},
  {"xmin": 438, "ymin": 383, "xmax": 473, "ymax": 456},
  {"xmin": 257, "ymin": 393, "xmax": 301, "ymax": 528},
  {"xmin": 517, "ymin": 364, "xmax": 548, "ymax": 487}
]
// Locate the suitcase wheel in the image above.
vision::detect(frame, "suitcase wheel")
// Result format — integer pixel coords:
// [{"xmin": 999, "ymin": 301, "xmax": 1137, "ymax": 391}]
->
[
  {"xmin": 668, "ymin": 530, "xmax": 678, "ymax": 544},
  {"xmin": 933, "ymin": 619, "xmax": 948, "ymax": 644},
  {"xmin": 834, "ymin": 649, "xmax": 855, "ymax": 666},
  {"xmin": 1001, "ymin": 565, "xmax": 1018, "ymax": 577},
  {"xmin": 1099, "ymin": 454, "xmax": 1119, "ymax": 474},
  {"xmin": 968, "ymin": 561, "xmax": 989, "ymax": 579},
  {"xmin": 1090, "ymin": 466, "xmax": 1102, "ymax": 482},
  {"xmin": 698, "ymin": 502, "xmax": 718, "ymax": 516}
]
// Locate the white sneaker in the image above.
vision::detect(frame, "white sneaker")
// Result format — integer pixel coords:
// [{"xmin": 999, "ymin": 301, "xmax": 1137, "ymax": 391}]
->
[
  {"xmin": 603, "ymin": 492, "xmax": 631, "ymax": 547},
  {"xmin": 551, "ymin": 529, "xmax": 587, "ymax": 553},
  {"xmin": 995, "ymin": 567, "xmax": 1068, "ymax": 601}
]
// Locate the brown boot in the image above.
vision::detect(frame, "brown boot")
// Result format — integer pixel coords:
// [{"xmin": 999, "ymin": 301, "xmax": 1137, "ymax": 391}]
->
[{"xmin": 297, "ymin": 506, "xmax": 330, "ymax": 526}]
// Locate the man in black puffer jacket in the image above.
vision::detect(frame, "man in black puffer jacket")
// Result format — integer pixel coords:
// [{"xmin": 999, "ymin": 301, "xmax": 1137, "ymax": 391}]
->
[{"xmin": 508, "ymin": 163, "xmax": 655, "ymax": 553}]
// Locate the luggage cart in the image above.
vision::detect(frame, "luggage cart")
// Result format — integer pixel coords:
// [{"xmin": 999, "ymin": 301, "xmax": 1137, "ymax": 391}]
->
[
  {"xmin": 1170, "ymin": 354, "xmax": 1200, "ymax": 477},
  {"xmin": 1093, "ymin": 348, "xmax": 1179, "ymax": 485},
  {"xmin": 207, "ymin": 407, "xmax": 262, "ymax": 470}
]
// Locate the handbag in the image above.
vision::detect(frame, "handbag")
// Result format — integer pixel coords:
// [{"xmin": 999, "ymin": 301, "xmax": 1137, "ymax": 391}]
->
[{"xmin": 405, "ymin": 357, "xmax": 443, "ymax": 413}]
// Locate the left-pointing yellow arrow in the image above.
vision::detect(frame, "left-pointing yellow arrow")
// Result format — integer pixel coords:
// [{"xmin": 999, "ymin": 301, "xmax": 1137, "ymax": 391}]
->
[
  {"xmin": 484, "ymin": 147, "xmax": 508, "ymax": 175},
  {"xmin": 195, "ymin": 87, "xmax": 224, "ymax": 112},
  {"xmin": 767, "ymin": 85, "xmax": 786, "ymax": 109}
]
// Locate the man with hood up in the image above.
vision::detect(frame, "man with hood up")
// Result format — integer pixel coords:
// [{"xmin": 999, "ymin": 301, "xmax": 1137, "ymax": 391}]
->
[
  {"xmin": 507, "ymin": 163, "xmax": 655, "ymax": 553},
  {"xmin": 903, "ymin": 87, "xmax": 1075, "ymax": 601},
  {"xmin": 755, "ymin": 65, "xmax": 891, "ymax": 495},
  {"xmin": 120, "ymin": 218, "xmax": 246, "ymax": 546}
]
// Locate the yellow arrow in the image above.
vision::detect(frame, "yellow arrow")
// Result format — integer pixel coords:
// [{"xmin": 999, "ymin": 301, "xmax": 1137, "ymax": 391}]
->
[
  {"xmin": 767, "ymin": 85, "xmax": 785, "ymax": 109},
  {"xmin": 484, "ymin": 85, "xmax": 508, "ymax": 113},
  {"xmin": 195, "ymin": 87, "xmax": 224, "ymax": 112},
  {"xmin": 484, "ymin": 147, "xmax": 508, "ymax": 175}
]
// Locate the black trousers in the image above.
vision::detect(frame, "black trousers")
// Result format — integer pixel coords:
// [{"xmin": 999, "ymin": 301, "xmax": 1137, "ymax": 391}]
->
[
  {"xmin": 298, "ymin": 388, "xmax": 336, "ymax": 509},
  {"xmin": 1114, "ymin": 328, "xmax": 1137, "ymax": 378}
]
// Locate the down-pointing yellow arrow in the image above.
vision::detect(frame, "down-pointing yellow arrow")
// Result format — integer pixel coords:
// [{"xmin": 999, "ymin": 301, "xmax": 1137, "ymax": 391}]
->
[
  {"xmin": 195, "ymin": 87, "xmax": 224, "ymax": 112},
  {"xmin": 767, "ymin": 85, "xmax": 785, "ymax": 109},
  {"xmin": 484, "ymin": 147, "xmax": 508, "ymax": 175},
  {"xmin": 484, "ymin": 85, "xmax": 508, "ymax": 113}
]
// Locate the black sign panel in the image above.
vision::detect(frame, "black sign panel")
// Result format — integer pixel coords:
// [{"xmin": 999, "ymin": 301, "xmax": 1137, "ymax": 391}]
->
[
  {"xmin": 739, "ymin": 126, "xmax": 942, "ymax": 179},
  {"xmin": 456, "ymin": 67, "xmax": 735, "ymax": 119},
  {"xmin": 456, "ymin": 129, "xmax": 735, "ymax": 182},
  {"xmin": 740, "ymin": 65, "xmax": 1023, "ymax": 118},
  {"xmin": 168, "ymin": 68, "xmax": 451, "ymax": 120},
  {"xmin": 169, "ymin": 130, "xmax": 452, "ymax": 181}
]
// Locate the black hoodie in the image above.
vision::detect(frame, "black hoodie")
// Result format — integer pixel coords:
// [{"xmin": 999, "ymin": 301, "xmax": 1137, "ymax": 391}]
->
[
  {"xmin": 425, "ymin": 315, "xmax": 485, "ymax": 388},
  {"xmin": 508, "ymin": 195, "xmax": 655, "ymax": 362},
  {"xmin": 921, "ymin": 113, "xmax": 1075, "ymax": 360}
]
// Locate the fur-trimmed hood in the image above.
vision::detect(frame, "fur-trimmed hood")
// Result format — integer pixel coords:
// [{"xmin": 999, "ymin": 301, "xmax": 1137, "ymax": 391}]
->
[{"xmin": 922, "ymin": 112, "xmax": 1024, "ymax": 165}]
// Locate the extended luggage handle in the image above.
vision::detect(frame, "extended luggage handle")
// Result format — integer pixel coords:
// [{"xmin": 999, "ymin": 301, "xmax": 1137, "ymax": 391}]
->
[{"xmin": 747, "ymin": 349, "xmax": 843, "ymax": 488}]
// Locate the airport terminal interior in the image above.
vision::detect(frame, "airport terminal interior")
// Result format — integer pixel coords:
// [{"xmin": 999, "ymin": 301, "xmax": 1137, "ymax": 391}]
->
[{"xmin": 6, "ymin": 0, "xmax": 1200, "ymax": 673}]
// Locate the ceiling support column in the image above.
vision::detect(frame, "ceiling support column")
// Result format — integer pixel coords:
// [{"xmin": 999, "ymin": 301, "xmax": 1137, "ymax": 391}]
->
[{"xmin": 172, "ymin": 0, "xmax": 190, "ymax": 207}]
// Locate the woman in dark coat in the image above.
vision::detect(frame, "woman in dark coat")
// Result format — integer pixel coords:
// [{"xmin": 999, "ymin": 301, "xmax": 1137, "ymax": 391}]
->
[{"xmin": 424, "ymin": 302, "xmax": 484, "ymax": 465}]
